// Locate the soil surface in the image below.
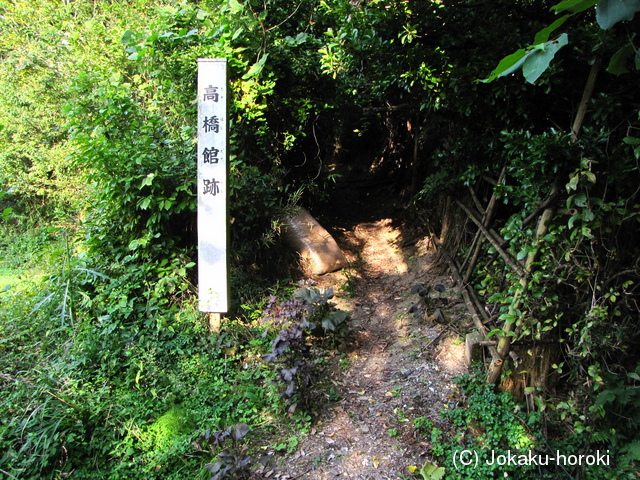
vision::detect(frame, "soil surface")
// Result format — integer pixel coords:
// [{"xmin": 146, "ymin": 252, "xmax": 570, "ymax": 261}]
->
[{"xmin": 259, "ymin": 205, "xmax": 470, "ymax": 479}]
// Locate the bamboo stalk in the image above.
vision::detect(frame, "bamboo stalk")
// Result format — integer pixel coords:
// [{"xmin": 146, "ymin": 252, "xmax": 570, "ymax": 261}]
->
[
  {"xmin": 494, "ymin": 193, "xmax": 559, "ymax": 250},
  {"xmin": 485, "ymin": 184, "xmax": 558, "ymax": 384},
  {"xmin": 486, "ymin": 56, "xmax": 600, "ymax": 383},
  {"xmin": 468, "ymin": 185, "xmax": 485, "ymax": 217},
  {"xmin": 463, "ymin": 167, "xmax": 506, "ymax": 283},
  {"xmin": 432, "ymin": 234, "xmax": 500, "ymax": 361},
  {"xmin": 460, "ymin": 229, "xmax": 482, "ymax": 274},
  {"xmin": 460, "ymin": 185, "xmax": 488, "ymax": 273},
  {"xmin": 572, "ymin": 56, "xmax": 602, "ymax": 142},
  {"xmin": 521, "ymin": 193, "xmax": 559, "ymax": 230},
  {"xmin": 482, "ymin": 174, "xmax": 497, "ymax": 186},
  {"xmin": 456, "ymin": 199, "xmax": 526, "ymax": 278},
  {"xmin": 410, "ymin": 116, "xmax": 420, "ymax": 199}
]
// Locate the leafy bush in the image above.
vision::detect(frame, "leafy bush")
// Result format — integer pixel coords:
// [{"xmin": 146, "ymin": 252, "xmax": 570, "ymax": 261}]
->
[
  {"xmin": 435, "ymin": 371, "xmax": 543, "ymax": 479},
  {"xmin": 195, "ymin": 423, "xmax": 254, "ymax": 480},
  {"xmin": 0, "ymin": 253, "xmax": 288, "ymax": 479},
  {"xmin": 262, "ymin": 284, "xmax": 350, "ymax": 407}
]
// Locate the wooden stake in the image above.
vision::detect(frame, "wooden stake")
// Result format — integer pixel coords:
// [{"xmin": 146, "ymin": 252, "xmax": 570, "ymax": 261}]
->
[
  {"xmin": 209, "ymin": 312, "xmax": 221, "ymax": 333},
  {"xmin": 432, "ymin": 235, "xmax": 500, "ymax": 362},
  {"xmin": 463, "ymin": 166, "xmax": 506, "ymax": 284},
  {"xmin": 456, "ymin": 199, "xmax": 526, "ymax": 278}
]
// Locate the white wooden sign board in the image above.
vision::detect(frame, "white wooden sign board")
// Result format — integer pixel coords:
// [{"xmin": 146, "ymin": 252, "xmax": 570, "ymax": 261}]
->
[{"xmin": 197, "ymin": 58, "xmax": 229, "ymax": 313}]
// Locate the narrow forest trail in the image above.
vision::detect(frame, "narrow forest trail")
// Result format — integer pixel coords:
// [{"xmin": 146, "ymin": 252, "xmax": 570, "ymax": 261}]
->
[{"xmin": 266, "ymin": 216, "xmax": 469, "ymax": 479}]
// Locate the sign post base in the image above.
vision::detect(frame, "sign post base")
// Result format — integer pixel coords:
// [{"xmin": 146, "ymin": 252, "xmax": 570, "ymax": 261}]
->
[{"xmin": 208, "ymin": 312, "xmax": 222, "ymax": 333}]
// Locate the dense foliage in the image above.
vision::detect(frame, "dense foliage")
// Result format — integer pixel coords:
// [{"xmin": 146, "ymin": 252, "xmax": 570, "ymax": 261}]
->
[{"xmin": 1, "ymin": 0, "xmax": 639, "ymax": 478}]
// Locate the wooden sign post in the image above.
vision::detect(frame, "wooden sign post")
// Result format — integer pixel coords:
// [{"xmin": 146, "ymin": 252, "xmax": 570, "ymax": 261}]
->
[{"xmin": 197, "ymin": 58, "xmax": 230, "ymax": 321}]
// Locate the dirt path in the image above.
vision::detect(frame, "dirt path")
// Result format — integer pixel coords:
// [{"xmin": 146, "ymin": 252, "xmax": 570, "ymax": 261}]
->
[{"xmin": 266, "ymin": 218, "xmax": 468, "ymax": 479}]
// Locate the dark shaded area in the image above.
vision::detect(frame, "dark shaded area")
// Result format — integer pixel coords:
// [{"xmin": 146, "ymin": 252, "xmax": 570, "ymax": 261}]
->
[{"xmin": 300, "ymin": 112, "xmax": 419, "ymax": 232}]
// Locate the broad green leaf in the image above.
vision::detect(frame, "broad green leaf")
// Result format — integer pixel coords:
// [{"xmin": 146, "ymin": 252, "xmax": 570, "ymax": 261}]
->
[
  {"xmin": 121, "ymin": 30, "xmax": 135, "ymax": 45},
  {"xmin": 567, "ymin": 173, "xmax": 580, "ymax": 191},
  {"xmin": 596, "ymin": 389, "xmax": 617, "ymax": 404},
  {"xmin": 583, "ymin": 208, "xmax": 595, "ymax": 222},
  {"xmin": 232, "ymin": 27, "xmax": 244, "ymax": 41},
  {"xmin": 568, "ymin": 213, "xmax": 580, "ymax": 229},
  {"xmin": 480, "ymin": 49, "xmax": 528, "ymax": 83},
  {"xmin": 534, "ymin": 14, "xmax": 571, "ymax": 44},
  {"xmin": 139, "ymin": 197, "xmax": 152, "ymax": 210},
  {"xmin": 551, "ymin": 0, "xmax": 598, "ymax": 12},
  {"xmin": 499, "ymin": 312, "xmax": 518, "ymax": 324},
  {"xmin": 486, "ymin": 328, "xmax": 504, "ymax": 338},
  {"xmin": 322, "ymin": 318, "xmax": 337, "ymax": 331},
  {"xmin": 420, "ymin": 461, "xmax": 446, "ymax": 480},
  {"xmin": 573, "ymin": 192, "xmax": 587, "ymax": 207},
  {"xmin": 140, "ymin": 172, "xmax": 155, "ymax": 187},
  {"xmin": 596, "ymin": 0, "xmax": 640, "ymax": 29},
  {"xmin": 228, "ymin": 0, "xmax": 244, "ymax": 13},
  {"xmin": 522, "ymin": 34, "xmax": 569, "ymax": 84},
  {"xmin": 606, "ymin": 44, "xmax": 635, "ymax": 75},
  {"xmin": 296, "ymin": 32, "xmax": 310, "ymax": 44},
  {"xmin": 242, "ymin": 53, "xmax": 269, "ymax": 79}
]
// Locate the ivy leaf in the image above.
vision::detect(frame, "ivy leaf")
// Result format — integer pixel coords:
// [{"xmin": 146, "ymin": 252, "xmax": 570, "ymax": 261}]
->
[
  {"xmin": 582, "ymin": 208, "xmax": 595, "ymax": 222},
  {"xmin": 596, "ymin": 0, "xmax": 640, "ymax": 29},
  {"xmin": 499, "ymin": 312, "xmax": 518, "ymax": 324},
  {"xmin": 140, "ymin": 172, "xmax": 155, "ymax": 188},
  {"xmin": 567, "ymin": 173, "xmax": 580, "ymax": 191},
  {"xmin": 568, "ymin": 213, "xmax": 581, "ymax": 229},
  {"xmin": 486, "ymin": 328, "xmax": 503, "ymax": 338},
  {"xmin": 2, "ymin": 207, "xmax": 13, "ymax": 220}
]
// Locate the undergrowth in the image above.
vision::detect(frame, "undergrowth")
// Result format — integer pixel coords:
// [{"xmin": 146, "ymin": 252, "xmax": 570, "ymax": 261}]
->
[
  {"xmin": 414, "ymin": 368, "xmax": 636, "ymax": 480},
  {"xmin": 0, "ymin": 235, "xmax": 350, "ymax": 479},
  {"xmin": 0, "ymin": 285, "xmax": 283, "ymax": 478}
]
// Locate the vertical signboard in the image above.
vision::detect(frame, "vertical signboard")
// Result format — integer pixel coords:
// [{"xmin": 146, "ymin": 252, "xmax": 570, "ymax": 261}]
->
[{"xmin": 197, "ymin": 58, "xmax": 229, "ymax": 313}]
